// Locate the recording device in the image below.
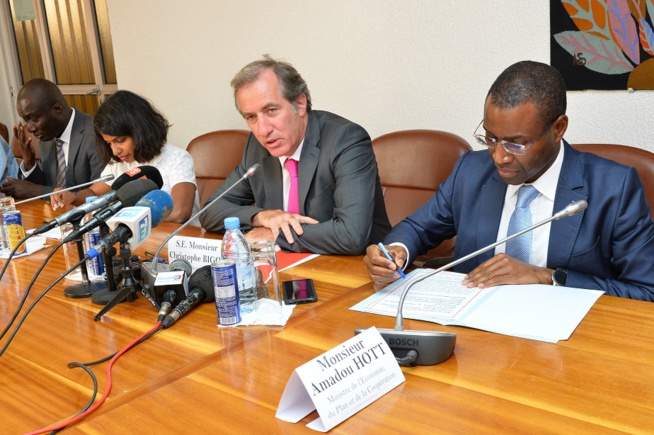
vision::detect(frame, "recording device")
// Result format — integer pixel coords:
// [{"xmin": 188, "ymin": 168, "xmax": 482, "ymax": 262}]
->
[
  {"xmin": 144, "ymin": 258, "xmax": 192, "ymax": 310},
  {"xmin": 356, "ymin": 200, "xmax": 589, "ymax": 367},
  {"xmin": 13, "ymin": 174, "xmax": 115, "ymax": 205},
  {"xmin": 141, "ymin": 163, "xmax": 261, "ymax": 291},
  {"xmin": 162, "ymin": 265, "xmax": 215, "ymax": 328},
  {"xmin": 86, "ymin": 190, "xmax": 174, "ymax": 259},
  {"xmin": 62, "ymin": 179, "xmax": 158, "ymax": 242},
  {"xmin": 282, "ymin": 279, "xmax": 317, "ymax": 304}
]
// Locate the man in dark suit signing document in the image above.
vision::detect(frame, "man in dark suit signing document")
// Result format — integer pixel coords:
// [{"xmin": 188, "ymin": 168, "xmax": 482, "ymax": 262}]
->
[{"xmin": 365, "ymin": 61, "xmax": 654, "ymax": 301}]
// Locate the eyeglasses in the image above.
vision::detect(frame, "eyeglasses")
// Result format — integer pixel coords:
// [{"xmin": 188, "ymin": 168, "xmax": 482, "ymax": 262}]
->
[{"xmin": 473, "ymin": 115, "xmax": 561, "ymax": 155}]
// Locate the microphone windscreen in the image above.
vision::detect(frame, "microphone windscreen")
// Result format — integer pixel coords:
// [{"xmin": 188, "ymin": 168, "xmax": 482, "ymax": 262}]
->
[
  {"xmin": 188, "ymin": 265, "xmax": 215, "ymax": 302},
  {"xmin": 170, "ymin": 258, "xmax": 192, "ymax": 276},
  {"xmin": 112, "ymin": 166, "xmax": 164, "ymax": 191},
  {"xmin": 134, "ymin": 189, "xmax": 174, "ymax": 226},
  {"xmin": 115, "ymin": 179, "xmax": 158, "ymax": 207}
]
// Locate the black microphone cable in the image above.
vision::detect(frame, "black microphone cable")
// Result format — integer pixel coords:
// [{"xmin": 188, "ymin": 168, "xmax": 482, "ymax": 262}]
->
[
  {"xmin": 0, "ymin": 232, "xmax": 34, "ymax": 282},
  {"xmin": 396, "ymin": 350, "xmax": 419, "ymax": 367},
  {"xmin": 70, "ymin": 324, "xmax": 164, "ymax": 368},
  {"xmin": 26, "ymin": 321, "xmax": 164, "ymax": 435},
  {"xmin": 0, "ymin": 254, "xmax": 87, "ymax": 357},
  {"xmin": 0, "ymin": 239, "xmax": 65, "ymax": 343}
]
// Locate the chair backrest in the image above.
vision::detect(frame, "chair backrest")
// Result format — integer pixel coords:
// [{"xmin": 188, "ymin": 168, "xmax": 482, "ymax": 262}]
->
[
  {"xmin": 187, "ymin": 129, "xmax": 250, "ymax": 206},
  {"xmin": 372, "ymin": 129, "xmax": 472, "ymax": 259},
  {"xmin": 572, "ymin": 144, "xmax": 654, "ymax": 217},
  {"xmin": 373, "ymin": 129, "xmax": 472, "ymax": 225}
]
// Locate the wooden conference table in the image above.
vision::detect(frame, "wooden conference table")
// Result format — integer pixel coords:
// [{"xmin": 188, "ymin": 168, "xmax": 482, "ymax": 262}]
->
[{"xmin": 1, "ymin": 201, "xmax": 653, "ymax": 433}]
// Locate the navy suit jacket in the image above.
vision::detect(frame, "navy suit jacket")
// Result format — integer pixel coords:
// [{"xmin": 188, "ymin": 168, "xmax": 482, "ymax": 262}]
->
[
  {"xmin": 199, "ymin": 110, "xmax": 391, "ymax": 255},
  {"xmin": 23, "ymin": 111, "xmax": 104, "ymax": 193},
  {"xmin": 385, "ymin": 141, "xmax": 654, "ymax": 301}
]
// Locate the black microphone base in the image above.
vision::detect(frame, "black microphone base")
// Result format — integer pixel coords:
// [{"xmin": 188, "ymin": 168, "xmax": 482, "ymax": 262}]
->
[
  {"xmin": 64, "ymin": 280, "xmax": 107, "ymax": 298},
  {"xmin": 91, "ymin": 287, "xmax": 122, "ymax": 305},
  {"xmin": 355, "ymin": 328, "xmax": 456, "ymax": 366}
]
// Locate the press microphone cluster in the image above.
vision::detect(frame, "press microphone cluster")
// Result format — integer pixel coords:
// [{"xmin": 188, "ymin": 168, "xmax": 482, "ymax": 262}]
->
[
  {"xmin": 32, "ymin": 165, "xmax": 165, "ymax": 236},
  {"xmin": 141, "ymin": 164, "xmax": 261, "ymax": 302},
  {"xmin": 358, "ymin": 200, "xmax": 589, "ymax": 367},
  {"xmin": 86, "ymin": 189, "xmax": 174, "ymax": 259},
  {"xmin": 161, "ymin": 265, "xmax": 215, "ymax": 328}
]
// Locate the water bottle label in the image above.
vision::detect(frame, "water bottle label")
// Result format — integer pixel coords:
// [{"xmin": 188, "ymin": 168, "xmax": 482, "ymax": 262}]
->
[{"xmin": 236, "ymin": 265, "xmax": 255, "ymax": 288}]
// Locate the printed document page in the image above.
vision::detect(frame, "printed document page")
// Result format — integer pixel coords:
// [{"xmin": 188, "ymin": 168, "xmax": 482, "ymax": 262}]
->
[{"xmin": 350, "ymin": 269, "xmax": 604, "ymax": 342}]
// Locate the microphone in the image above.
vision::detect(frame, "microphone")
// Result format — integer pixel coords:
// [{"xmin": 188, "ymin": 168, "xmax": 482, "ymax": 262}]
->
[
  {"xmin": 145, "ymin": 258, "xmax": 192, "ymax": 312},
  {"xmin": 162, "ymin": 265, "xmax": 215, "ymax": 328},
  {"xmin": 111, "ymin": 165, "xmax": 164, "ymax": 191},
  {"xmin": 358, "ymin": 199, "xmax": 589, "ymax": 366},
  {"xmin": 62, "ymin": 179, "xmax": 158, "ymax": 242},
  {"xmin": 32, "ymin": 179, "xmax": 154, "ymax": 235},
  {"xmin": 86, "ymin": 190, "xmax": 174, "ymax": 259},
  {"xmin": 157, "ymin": 289, "xmax": 177, "ymax": 321},
  {"xmin": 141, "ymin": 163, "xmax": 261, "ymax": 284},
  {"xmin": 13, "ymin": 174, "xmax": 115, "ymax": 205}
]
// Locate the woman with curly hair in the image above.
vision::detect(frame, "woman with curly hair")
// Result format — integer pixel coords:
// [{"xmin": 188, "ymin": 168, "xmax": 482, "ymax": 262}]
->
[{"xmin": 51, "ymin": 90, "xmax": 200, "ymax": 224}]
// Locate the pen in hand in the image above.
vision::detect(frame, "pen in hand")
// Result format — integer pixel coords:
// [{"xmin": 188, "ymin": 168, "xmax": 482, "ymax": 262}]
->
[{"xmin": 377, "ymin": 242, "xmax": 407, "ymax": 279}]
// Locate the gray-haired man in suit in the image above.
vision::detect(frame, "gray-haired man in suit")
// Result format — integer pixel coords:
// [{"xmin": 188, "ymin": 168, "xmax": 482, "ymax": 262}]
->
[
  {"xmin": 2, "ymin": 78, "xmax": 104, "ymax": 199},
  {"xmin": 200, "ymin": 55, "xmax": 391, "ymax": 255}
]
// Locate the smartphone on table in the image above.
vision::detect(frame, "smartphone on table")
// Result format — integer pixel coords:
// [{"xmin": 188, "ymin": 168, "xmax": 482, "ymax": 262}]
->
[{"xmin": 282, "ymin": 279, "xmax": 317, "ymax": 304}]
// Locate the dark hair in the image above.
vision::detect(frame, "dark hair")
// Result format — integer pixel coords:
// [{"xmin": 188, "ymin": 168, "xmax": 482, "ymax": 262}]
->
[
  {"xmin": 486, "ymin": 61, "xmax": 566, "ymax": 125},
  {"xmin": 94, "ymin": 90, "xmax": 169, "ymax": 163},
  {"xmin": 230, "ymin": 54, "xmax": 312, "ymax": 112}
]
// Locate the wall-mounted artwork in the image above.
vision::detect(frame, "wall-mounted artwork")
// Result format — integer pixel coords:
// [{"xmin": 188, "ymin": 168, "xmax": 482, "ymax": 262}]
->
[{"xmin": 551, "ymin": 0, "xmax": 654, "ymax": 90}]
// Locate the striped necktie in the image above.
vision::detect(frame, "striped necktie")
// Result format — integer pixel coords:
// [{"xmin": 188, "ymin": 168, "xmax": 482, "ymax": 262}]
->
[
  {"xmin": 284, "ymin": 158, "xmax": 300, "ymax": 214},
  {"xmin": 55, "ymin": 139, "xmax": 67, "ymax": 188},
  {"xmin": 505, "ymin": 185, "xmax": 539, "ymax": 263}
]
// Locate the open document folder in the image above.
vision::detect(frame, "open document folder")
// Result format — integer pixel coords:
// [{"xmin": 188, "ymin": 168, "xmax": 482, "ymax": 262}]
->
[{"xmin": 350, "ymin": 270, "xmax": 604, "ymax": 343}]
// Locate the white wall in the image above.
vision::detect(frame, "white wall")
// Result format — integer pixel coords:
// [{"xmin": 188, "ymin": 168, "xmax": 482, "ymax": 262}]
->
[{"xmin": 104, "ymin": 1, "xmax": 653, "ymax": 153}]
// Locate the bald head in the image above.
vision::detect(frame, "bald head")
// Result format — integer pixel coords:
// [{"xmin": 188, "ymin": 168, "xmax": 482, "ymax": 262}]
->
[
  {"xmin": 17, "ymin": 78, "xmax": 72, "ymax": 141},
  {"xmin": 18, "ymin": 78, "xmax": 68, "ymax": 108}
]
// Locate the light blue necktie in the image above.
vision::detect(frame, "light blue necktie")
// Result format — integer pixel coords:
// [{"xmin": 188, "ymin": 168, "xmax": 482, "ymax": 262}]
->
[
  {"xmin": 55, "ymin": 139, "xmax": 66, "ymax": 188},
  {"xmin": 505, "ymin": 185, "xmax": 539, "ymax": 263}
]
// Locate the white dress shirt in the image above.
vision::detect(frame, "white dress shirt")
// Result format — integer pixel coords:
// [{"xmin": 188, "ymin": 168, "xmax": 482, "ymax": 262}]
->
[
  {"xmin": 21, "ymin": 109, "xmax": 76, "ymax": 178},
  {"xmin": 494, "ymin": 142, "xmax": 565, "ymax": 267}
]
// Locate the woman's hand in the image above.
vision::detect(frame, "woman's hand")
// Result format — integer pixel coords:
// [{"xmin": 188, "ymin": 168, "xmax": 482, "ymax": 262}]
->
[{"xmin": 50, "ymin": 188, "xmax": 77, "ymax": 210}]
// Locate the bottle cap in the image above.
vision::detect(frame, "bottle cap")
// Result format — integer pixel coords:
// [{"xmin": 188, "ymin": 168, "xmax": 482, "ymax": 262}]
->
[{"xmin": 224, "ymin": 217, "xmax": 241, "ymax": 230}]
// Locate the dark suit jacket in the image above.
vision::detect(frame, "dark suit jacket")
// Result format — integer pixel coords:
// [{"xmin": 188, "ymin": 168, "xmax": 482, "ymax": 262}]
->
[
  {"xmin": 23, "ymin": 111, "xmax": 104, "ymax": 193},
  {"xmin": 199, "ymin": 110, "xmax": 391, "ymax": 255},
  {"xmin": 385, "ymin": 141, "xmax": 654, "ymax": 300}
]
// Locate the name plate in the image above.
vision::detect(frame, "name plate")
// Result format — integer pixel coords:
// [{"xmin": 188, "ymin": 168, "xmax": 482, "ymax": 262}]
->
[
  {"xmin": 276, "ymin": 327, "xmax": 405, "ymax": 432},
  {"xmin": 167, "ymin": 236, "xmax": 222, "ymax": 270}
]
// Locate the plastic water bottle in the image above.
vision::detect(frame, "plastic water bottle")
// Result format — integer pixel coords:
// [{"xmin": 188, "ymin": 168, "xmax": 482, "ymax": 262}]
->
[
  {"xmin": 83, "ymin": 196, "xmax": 105, "ymax": 281},
  {"xmin": 221, "ymin": 217, "xmax": 257, "ymax": 314}
]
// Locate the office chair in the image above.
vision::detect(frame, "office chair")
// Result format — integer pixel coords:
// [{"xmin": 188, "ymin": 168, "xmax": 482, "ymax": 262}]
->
[
  {"xmin": 372, "ymin": 129, "xmax": 472, "ymax": 263},
  {"xmin": 186, "ymin": 129, "xmax": 250, "ymax": 206},
  {"xmin": 572, "ymin": 143, "xmax": 654, "ymax": 219}
]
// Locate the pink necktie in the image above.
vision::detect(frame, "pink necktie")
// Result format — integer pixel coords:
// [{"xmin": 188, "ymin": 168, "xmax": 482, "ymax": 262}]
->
[{"xmin": 284, "ymin": 158, "xmax": 300, "ymax": 214}]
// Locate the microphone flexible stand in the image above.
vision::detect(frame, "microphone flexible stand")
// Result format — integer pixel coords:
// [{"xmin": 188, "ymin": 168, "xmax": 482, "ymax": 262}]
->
[
  {"xmin": 14, "ymin": 174, "xmax": 115, "ymax": 205},
  {"xmin": 358, "ymin": 200, "xmax": 589, "ymax": 367},
  {"xmin": 141, "ymin": 164, "xmax": 261, "ymax": 303}
]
